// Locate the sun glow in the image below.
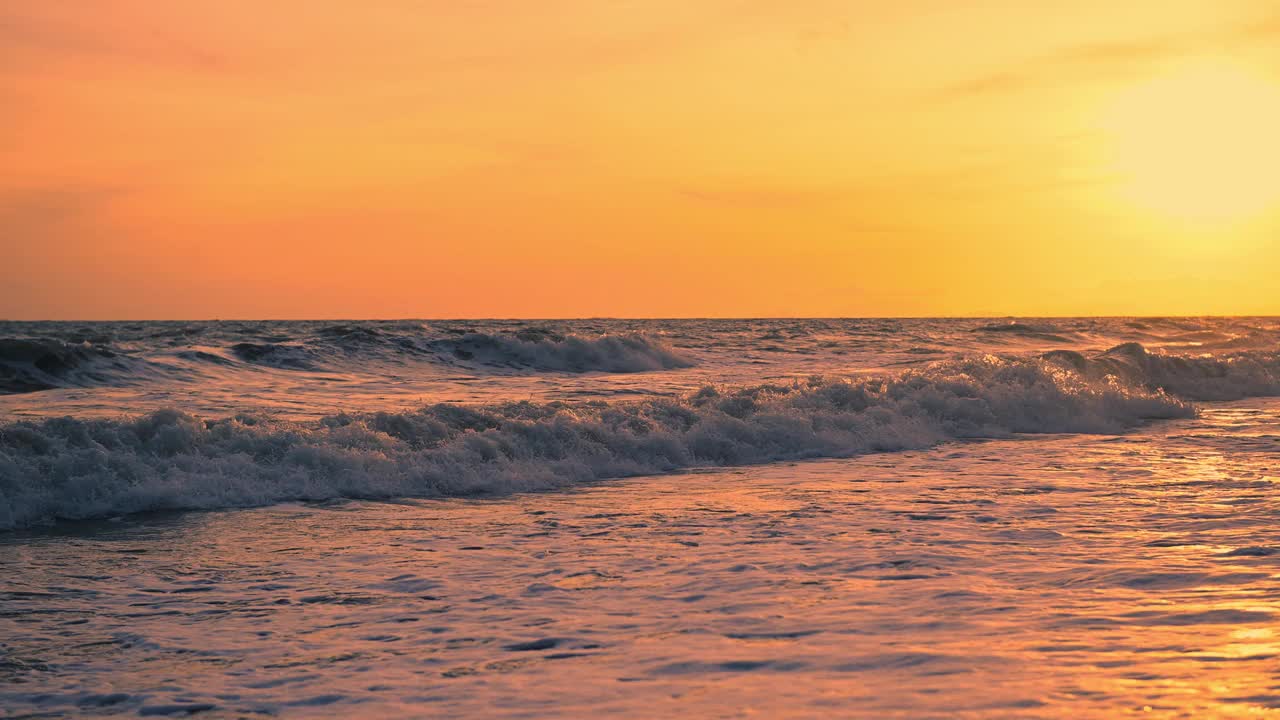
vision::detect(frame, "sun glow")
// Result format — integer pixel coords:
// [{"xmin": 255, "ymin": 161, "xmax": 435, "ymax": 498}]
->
[{"xmin": 1102, "ymin": 61, "xmax": 1280, "ymax": 224}]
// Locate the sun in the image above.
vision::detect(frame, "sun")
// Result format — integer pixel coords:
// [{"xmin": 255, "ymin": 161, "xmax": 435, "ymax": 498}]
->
[{"xmin": 1100, "ymin": 61, "xmax": 1280, "ymax": 224}]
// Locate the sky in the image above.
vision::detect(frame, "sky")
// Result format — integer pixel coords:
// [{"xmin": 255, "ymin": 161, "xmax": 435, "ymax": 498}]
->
[{"xmin": 3, "ymin": 1, "xmax": 1280, "ymax": 319}]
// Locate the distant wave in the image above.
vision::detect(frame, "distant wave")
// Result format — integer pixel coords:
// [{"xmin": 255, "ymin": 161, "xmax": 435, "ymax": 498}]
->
[
  {"xmin": 972, "ymin": 322, "xmax": 1074, "ymax": 343},
  {"xmin": 0, "ymin": 330, "xmax": 694, "ymax": 395},
  {"xmin": 12, "ymin": 343, "xmax": 1277, "ymax": 529},
  {"xmin": 222, "ymin": 329, "xmax": 695, "ymax": 373},
  {"xmin": 0, "ymin": 338, "xmax": 132, "ymax": 393},
  {"xmin": 229, "ymin": 342, "xmax": 323, "ymax": 371},
  {"xmin": 428, "ymin": 331, "xmax": 695, "ymax": 372}
]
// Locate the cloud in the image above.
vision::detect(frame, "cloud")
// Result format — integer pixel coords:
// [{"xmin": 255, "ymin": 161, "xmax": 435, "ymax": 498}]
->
[
  {"xmin": 0, "ymin": 5, "xmax": 234, "ymax": 74},
  {"xmin": 939, "ymin": 40, "xmax": 1183, "ymax": 100},
  {"xmin": 678, "ymin": 185, "xmax": 836, "ymax": 209},
  {"xmin": 939, "ymin": 11, "xmax": 1280, "ymax": 100}
]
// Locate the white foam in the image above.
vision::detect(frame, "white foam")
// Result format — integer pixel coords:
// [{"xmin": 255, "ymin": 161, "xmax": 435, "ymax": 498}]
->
[{"xmin": 4, "ymin": 348, "xmax": 1241, "ymax": 530}]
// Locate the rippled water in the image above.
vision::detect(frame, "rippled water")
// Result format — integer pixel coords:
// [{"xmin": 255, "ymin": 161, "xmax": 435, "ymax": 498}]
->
[
  {"xmin": 3, "ymin": 317, "xmax": 1279, "ymax": 529},
  {"xmin": 2, "ymin": 317, "xmax": 1279, "ymax": 716},
  {"xmin": 3, "ymin": 399, "xmax": 1278, "ymax": 717},
  {"xmin": 3, "ymin": 317, "xmax": 1278, "ymax": 418}
]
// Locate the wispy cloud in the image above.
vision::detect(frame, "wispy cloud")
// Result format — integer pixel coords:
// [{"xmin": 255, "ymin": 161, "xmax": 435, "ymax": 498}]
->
[
  {"xmin": 0, "ymin": 6, "xmax": 234, "ymax": 74},
  {"xmin": 939, "ymin": 11, "xmax": 1280, "ymax": 100},
  {"xmin": 678, "ymin": 185, "xmax": 837, "ymax": 209}
]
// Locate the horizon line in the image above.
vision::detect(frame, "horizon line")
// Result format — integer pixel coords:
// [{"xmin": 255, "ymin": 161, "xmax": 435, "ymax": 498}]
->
[{"xmin": 3, "ymin": 314, "xmax": 1278, "ymax": 323}]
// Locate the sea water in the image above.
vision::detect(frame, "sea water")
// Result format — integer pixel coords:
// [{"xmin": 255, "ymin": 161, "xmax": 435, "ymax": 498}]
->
[{"xmin": 2, "ymin": 318, "xmax": 1279, "ymax": 716}]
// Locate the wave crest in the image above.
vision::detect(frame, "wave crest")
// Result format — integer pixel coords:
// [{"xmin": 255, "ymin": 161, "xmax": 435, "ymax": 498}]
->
[
  {"xmin": 0, "ymin": 352, "xmax": 1200, "ymax": 529},
  {"xmin": 229, "ymin": 342, "xmax": 323, "ymax": 371},
  {"xmin": 973, "ymin": 322, "xmax": 1074, "ymax": 343},
  {"xmin": 430, "ymin": 331, "xmax": 694, "ymax": 372},
  {"xmin": 1042, "ymin": 343, "xmax": 1280, "ymax": 401},
  {"xmin": 0, "ymin": 329, "xmax": 695, "ymax": 394},
  {"xmin": 0, "ymin": 338, "xmax": 127, "ymax": 393}
]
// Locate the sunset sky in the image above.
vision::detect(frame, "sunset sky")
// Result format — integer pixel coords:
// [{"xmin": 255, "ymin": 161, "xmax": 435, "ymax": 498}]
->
[{"xmin": 4, "ymin": 1, "xmax": 1280, "ymax": 319}]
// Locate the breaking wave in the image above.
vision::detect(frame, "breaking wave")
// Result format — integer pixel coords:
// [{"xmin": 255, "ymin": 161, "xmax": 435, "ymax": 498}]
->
[
  {"xmin": 1042, "ymin": 343, "xmax": 1280, "ymax": 401},
  {"xmin": 0, "ymin": 338, "xmax": 136, "ymax": 394},
  {"xmin": 11, "ymin": 345, "xmax": 1275, "ymax": 529}
]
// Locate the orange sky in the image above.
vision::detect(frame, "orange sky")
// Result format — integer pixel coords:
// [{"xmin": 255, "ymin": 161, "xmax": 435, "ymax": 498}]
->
[{"xmin": 3, "ymin": 1, "xmax": 1280, "ymax": 319}]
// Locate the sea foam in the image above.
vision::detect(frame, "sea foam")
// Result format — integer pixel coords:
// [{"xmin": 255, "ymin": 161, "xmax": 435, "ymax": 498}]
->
[{"xmin": 8, "ymin": 345, "xmax": 1269, "ymax": 529}]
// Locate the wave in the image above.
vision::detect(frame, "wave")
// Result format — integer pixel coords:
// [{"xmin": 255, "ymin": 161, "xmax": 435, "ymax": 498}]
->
[
  {"xmin": 972, "ymin": 322, "xmax": 1074, "ymax": 343},
  {"xmin": 428, "ymin": 331, "xmax": 694, "ymax": 372},
  {"xmin": 0, "ymin": 338, "xmax": 132, "ymax": 394},
  {"xmin": 228, "ymin": 330, "xmax": 694, "ymax": 373},
  {"xmin": 229, "ymin": 342, "xmax": 323, "ymax": 371},
  {"xmin": 0, "ymin": 329, "xmax": 695, "ymax": 394},
  {"xmin": 1042, "ymin": 343, "xmax": 1280, "ymax": 401},
  {"xmin": 4, "ymin": 346, "xmax": 1248, "ymax": 530}
]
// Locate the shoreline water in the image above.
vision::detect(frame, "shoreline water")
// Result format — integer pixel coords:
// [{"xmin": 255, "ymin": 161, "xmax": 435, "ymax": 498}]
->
[
  {"xmin": 4, "ymin": 317, "xmax": 1279, "ymax": 716},
  {"xmin": 3, "ymin": 319, "xmax": 1280, "ymax": 531},
  {"xmin": 12, "ymin": 342, "xmax": 1280, "ymax": 530},
  {"xmin": 4, "ymin": 397, "xmax": 1279, "ymax": 718}
]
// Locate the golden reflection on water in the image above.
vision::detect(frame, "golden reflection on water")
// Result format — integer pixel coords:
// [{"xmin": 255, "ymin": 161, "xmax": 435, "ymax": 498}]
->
[{"xmin": 2, "ymin": 400, "xmax": 1280, "ymax": 717}]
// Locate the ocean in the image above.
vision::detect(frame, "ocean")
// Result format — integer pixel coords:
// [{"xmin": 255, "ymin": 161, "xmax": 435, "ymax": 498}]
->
[{"xmin": 2, "ymin": 317, "xmax": 1279, "ymax": 717}]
